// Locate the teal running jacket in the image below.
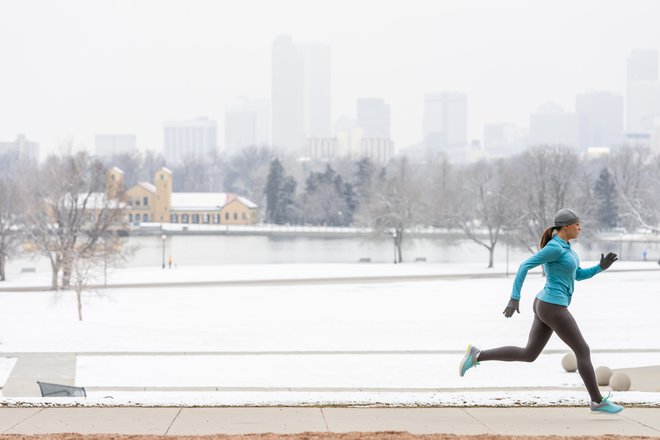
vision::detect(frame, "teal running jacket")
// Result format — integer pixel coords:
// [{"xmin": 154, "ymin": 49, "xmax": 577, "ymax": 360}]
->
[{"xmin": 511, "ymin": 235, "xmax": 602, "ymax": 306}]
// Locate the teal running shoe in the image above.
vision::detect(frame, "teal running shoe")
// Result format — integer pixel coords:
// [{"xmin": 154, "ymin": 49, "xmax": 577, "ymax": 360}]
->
[
  {"xmin": 459, "ymin": 344, "xmax": 480, "ymax": 377},
  {"xmin": 591, "ymin": 392, "xmax": 624, "ymax": 414}
]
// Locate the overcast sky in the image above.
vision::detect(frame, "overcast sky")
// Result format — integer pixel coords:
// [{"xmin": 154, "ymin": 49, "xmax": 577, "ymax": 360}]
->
[{"xmin": 1, "ymin": 0, "xmax": 659, "ymax": 157}]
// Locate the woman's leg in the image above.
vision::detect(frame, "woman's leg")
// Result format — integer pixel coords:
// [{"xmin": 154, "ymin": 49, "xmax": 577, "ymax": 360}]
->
[
  {"xmin": 478, "ymin": 298, "xmax": 553, "ymax": 362},
  {"xmin": 535, "ymin": 300, "xmax": 603, "ymax": 403}
]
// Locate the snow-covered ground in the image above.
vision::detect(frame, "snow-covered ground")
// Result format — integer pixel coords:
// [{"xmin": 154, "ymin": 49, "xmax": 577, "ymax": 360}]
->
[
  {"xmin": 1, "ymin": 263, "xmax": 659, "ymax": 406},
  {"xmin": 2, "ymin": 260, "xmax": 658, "ymax": 289},
  {"xmin": 0, "ymin": 358, "xmax": 17, "ymax": 387}
]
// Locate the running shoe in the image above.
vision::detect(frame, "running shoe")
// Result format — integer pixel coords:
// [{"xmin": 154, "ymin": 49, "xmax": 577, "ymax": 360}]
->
[
  {"xmin": 459, "ymin": 344, "xmax": 480, "ymax": 377},
  {"xmin": 591, "ymin": 392, "xmax": 624, "ymax": 414}
]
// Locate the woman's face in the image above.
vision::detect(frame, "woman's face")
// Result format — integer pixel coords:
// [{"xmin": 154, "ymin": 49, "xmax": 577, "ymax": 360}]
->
[{"xmin": 564, "ymin": 222, "xmax": 582, "ymax": 240}]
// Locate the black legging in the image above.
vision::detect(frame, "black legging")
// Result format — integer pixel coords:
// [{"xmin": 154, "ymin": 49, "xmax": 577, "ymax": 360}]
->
[{"xmin": 478, "ymin": 297, "xmax": 602, "ymax": 403}]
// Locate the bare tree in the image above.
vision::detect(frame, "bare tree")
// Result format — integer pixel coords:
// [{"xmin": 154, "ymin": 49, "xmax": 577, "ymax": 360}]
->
[
  {"xmin": 452, "ymin": 159, "xmax": 514, "ymax": 268},
  {"xmin": 224, "ymin": 146, "xmax": 274, "ymax": 212},
  {"xmin": 356, "ymin": 158, "xmax": 424, "ymax": 263},
  {"xmin": 24, "ymin": 152, "xmax": 128, "ymax": 290},
  {"xmin": 0, "ymin": 177, "xmax": 24, "ymax": 281},
  {"xmin": 509, "ymin": 146, "xmax": 581, "ymax": 252},
  {"xmin": 609, "ymin": 147, "xmax": 659, "ymax": 232},
  {"xmin": 70, "ymin": 234, "xmax": 133, "ymax": 321}
]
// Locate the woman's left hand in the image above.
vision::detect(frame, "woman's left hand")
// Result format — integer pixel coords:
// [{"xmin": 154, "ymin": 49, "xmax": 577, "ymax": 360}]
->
[{"xmin": 599, "ymin": 252, "xmax": 618, "ymax": 270}]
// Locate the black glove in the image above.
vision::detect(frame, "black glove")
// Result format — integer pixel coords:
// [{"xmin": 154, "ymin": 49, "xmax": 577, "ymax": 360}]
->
[
  {"xmin": 599, "ymin": 252, "xmax": 618, "ymax": 270},
  {"xmin": 503, "ymin": 299, "xmax": 520, "ymax": 318}
]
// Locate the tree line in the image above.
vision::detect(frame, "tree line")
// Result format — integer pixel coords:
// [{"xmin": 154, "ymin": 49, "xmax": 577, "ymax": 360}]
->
[{"xmin": 1, "ymin": 144, "xmax": 659, "ymax": 299}]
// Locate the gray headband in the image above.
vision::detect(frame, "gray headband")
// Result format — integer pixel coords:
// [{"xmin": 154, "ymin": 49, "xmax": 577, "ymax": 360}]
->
[{"xmin": 554, "ymin": 208, "xmax": 580, "ymax": 227}]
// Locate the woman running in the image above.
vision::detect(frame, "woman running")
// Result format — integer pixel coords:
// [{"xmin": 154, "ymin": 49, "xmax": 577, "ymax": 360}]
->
[{"xmin": 459, "ymin": 208, "xmax": 623, "ymax": 414}]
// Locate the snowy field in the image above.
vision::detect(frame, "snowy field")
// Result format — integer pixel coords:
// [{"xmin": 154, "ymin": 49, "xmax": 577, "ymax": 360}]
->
[{"xmin": 1, "ymin": 263, "xmax": 659, "ymax": 406}]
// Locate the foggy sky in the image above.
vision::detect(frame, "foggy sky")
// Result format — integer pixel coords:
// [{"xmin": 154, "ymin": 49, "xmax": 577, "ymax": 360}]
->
[{"xmin": 1, "ymin": 0, "xmax": 659, "ymax": 156}]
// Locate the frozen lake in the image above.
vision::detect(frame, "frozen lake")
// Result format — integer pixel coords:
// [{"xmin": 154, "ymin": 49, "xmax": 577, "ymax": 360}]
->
[{"xmin": 6, "ymin": 234, "xmax": 659, "ymax": 278}]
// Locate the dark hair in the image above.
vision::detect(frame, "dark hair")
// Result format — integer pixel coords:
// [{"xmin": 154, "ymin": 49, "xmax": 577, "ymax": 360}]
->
[{"xmin": 540, "ymin": 226, "xmax": 559, "ymax": 248}]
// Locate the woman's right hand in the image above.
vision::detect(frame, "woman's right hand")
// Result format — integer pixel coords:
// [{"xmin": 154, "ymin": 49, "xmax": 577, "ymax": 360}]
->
[{"xmin": 503, "ymin": 299, "xmax": 520, "ymax": 318}]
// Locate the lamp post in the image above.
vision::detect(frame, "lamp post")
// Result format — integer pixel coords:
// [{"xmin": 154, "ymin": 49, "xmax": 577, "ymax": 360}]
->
[
  {"xmin": 161, "ymin": 234, "xmax": 167, "ymax": 269},
  {"xmin": 392, "ymin": 229, "xmax": 397, "ymax": 264},
  {"xmin": 505, "ymin": 230, "xmax": 510, "ymax": 278}
]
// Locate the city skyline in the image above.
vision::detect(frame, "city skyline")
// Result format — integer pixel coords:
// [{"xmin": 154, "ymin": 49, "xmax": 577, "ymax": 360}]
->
[{"xmin": 2, "ymin": 0, "xmax": 660, "ymax": 158}]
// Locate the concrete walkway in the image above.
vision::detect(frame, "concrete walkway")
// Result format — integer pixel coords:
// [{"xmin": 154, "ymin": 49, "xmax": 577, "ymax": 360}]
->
[
  {"xmin": 1, "ymin": 407, "xmax": 659, "ymax": 436},
  {"xmin": 3, "ymin": 351, "xmax": 660, "ymax": 397}
]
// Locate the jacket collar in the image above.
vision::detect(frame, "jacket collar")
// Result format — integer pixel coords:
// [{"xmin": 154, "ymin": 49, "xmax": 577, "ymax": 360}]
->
[{"xmin": 553, "ymin": 235, "xmax": 571, "ymax": 249}]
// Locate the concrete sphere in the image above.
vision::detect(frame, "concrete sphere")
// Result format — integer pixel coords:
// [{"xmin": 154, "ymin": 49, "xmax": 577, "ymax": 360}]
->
[
  {"xmin": 609, "ymin": 372, "xmax": 631, "ymax": 391},
  {"xmin": 595, "ymin": 366, "xmax": 613, "ymax": 386},
  {"xmin": 561, "ymin": 352, "xmax": 577, "ymax": 372}
]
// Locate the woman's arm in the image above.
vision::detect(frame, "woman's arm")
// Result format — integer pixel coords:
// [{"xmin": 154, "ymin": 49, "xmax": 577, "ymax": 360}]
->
[
  {"xmin": 510, "ymin": 242, "xmax": 563, "ymax": 300},
  {"xmin": 576, "ymin": 264, "xmax": 602, "ymax": 281},
  {"xmin": 576, "ymin": 252, "xmax": 617, "ymax": 281}
]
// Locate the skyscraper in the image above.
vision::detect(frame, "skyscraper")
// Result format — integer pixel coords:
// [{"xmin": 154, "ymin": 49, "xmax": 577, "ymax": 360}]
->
[
  {"xmin": 483, "ymin": 123, "xmax": 520, "ymax": 158},
  {"xmin": 163, "ymin": 117, "xmax": 217, "ymax": 164},
  {"xmin": 627, "ymin": 49, "xmax": 658, "ymax": 81},
  {"xmin": 423, "ymin": 92, "xmax": 467, "ymax": 153},
  {"xmin": 529, "ymin": 103, "xmax": 579, "ymax": 148},
  {"xmin": 224, "ymin": 97, "xmax": 270, "ymax": 156},
  {"xmin": 576, "ymin": 92, "xmax": 623, "ymax": 149},
  {"xmin": 95, "ymin": 134, "xmax": 137, "ymax": 157},
  {"xmin": 627, "ymin": 49, "xmax": 660, "ymax": 133},
  {"xmin": 301, "ymin": 43, "xmax": 332, "ymax": 138},
  {"xmin": 357, "ymin": 98, "xmax": 391, "ymax": 138},
  {"xmin": 0, "ymin": 134, "xmax": 39, "ymax": 162},
  {"xmin": 271, "ymin": 35, "xmax": 331, "ymax": 154}
]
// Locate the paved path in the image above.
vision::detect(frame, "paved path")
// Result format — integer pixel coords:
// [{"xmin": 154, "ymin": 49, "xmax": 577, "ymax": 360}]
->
[
  {"xmin": 2, "ymin": 266, "xmax": 658, "ymax": 292},
  {"xmin": 1, "ymin": 407, "xmax": 659, "ymax": 435},
  {"xmin": 3, "ymin": 351, "xmax": 660, "ymax": 397},
  {"xmin": 1, "ymin": 354, "xmax": 76, "ymax": 398}
]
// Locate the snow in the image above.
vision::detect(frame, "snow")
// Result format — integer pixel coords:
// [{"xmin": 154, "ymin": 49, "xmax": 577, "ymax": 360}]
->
[
  {"xmin": 1, "ymin": 263, "xmax": 659, "ymax": 406},
  {"xmin": 2, "ymin": 391, "xmax": 660, "ymax": 408},
  {"xmin": 75, "ymin": 352, "xmax": 660, "ymax": 389},
  {"xmin": 2, "ymin": 260, "xmax": 658, "ymax": 289},
  {"xmin": 0, "ymin": 358, "xmax": 17, "ymax": 388}
]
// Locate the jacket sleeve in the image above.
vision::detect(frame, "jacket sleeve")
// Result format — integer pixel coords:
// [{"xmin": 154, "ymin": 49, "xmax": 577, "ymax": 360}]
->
[
  {"xmin": 576, "ymin": 264, "xmax": 602, "ymax": 281},
  {"xmin": 510, "ymin": 243, "xmax": 563, "ymax": 300}
]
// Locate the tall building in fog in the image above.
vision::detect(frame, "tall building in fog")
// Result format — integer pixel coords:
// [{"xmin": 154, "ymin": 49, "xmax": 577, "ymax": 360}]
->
[
  {"xmin": 575, "ymin": 92, "xmax": 623, "ymax": 149},
  {"xmin": 95, "ymin": 134, "xmax": 137, "ymax": 157},
  {"xmin": 357, "ymin": 98, "xmax": 391, "ymax": 138},
  {"xmin": 483, "ymin": 123, "xmax": 520, "ymax": 158},
  {"xmin": 0, "ymin": 134, "xmax": 39, "ymax": 162},
  {"xmin": 627, "ymin": 50, "xmax": 660, "ymax": 133},
  {"xmin": 224, "ymin": 97, "xmax": 270, "ymax": 156},
  {"xmin": 163, "ymin": 117, "xmax": 217, "ymax": 164},
  {"xmin": 301, "ymin": 43, "xmax": 331, "ymax": 138},
  {"xmin": 271, "ymin": 35, "xmax": 331, "ymax": 154},
  {"xmin": 423, "ymin": 92, "xmax": 467, "ymax": 154},
  {"xmin": 529, "ymin": 103, "xmax": 579, "ymax": 148}
]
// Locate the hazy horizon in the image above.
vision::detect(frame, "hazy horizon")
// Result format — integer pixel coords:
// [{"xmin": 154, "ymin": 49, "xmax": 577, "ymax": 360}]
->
[{"xmin": 1, "ymin": 0, "xmax": 659, "ymax": 156}]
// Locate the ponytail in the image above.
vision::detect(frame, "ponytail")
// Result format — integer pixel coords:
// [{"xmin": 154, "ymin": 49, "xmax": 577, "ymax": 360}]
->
[{"xmin": 540, "ymin": 226, "xmax": 557, "ymax": 249}]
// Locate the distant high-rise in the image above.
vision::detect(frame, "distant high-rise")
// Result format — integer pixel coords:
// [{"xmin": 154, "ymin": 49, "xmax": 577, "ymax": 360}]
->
[
  {"xmin": 301, "ymin": 43, "xmax": 332, "ymax": 138},
  {"xmin": 627, "ymin": 50, "xmax": 660, "ymax": 133},
  {"xmin": 627, "ymin": 50, "xmax": 658, "ymax": 81},
  {"xmin": 529, "ymin": 103, "xmax": 579, "ymax": 148},
  {"xmin": 271, "ymin": 35, "xmax": 331, "ymax": 154},
  {"xmin": 357, "ymin": 98, "xmax": 391, "ymax": 138},
  {"xmin": 95, "ymin": 134, "xmax": 137, "ymax": 157},
  {"xmin": 423, "ymin": 92, "xmax": 467, "ymax": 152},
  {"xmin": 0, "ymin": 134, "xmax": 39, "ymax": 162},
  {"xmin": 576, "ymin": 92, "xmax": 623, "ymax": 149},
  {"xmin": 483, "ymin": 123, "xmax": 520, "ymax": 158},
  {"xmin": 163, "ymin": 117, "xmax": 217, "ymax": 164},
  {"xmin": 224, "ymin": 97, "xmax": 270, "ymax": 156}
]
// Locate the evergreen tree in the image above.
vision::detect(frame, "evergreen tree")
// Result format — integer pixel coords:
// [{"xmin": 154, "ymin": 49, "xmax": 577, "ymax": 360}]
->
[
  {"xmin": 265, "ymin": 158, "xmax": 298, "ymax": 225},
  {"xmin": 594, "ymin": 167, "xmax": 618, "ymax": 229},
  {"xmin": 265, "ymin": 159, "xmax": 284, "ymax": 224}
]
